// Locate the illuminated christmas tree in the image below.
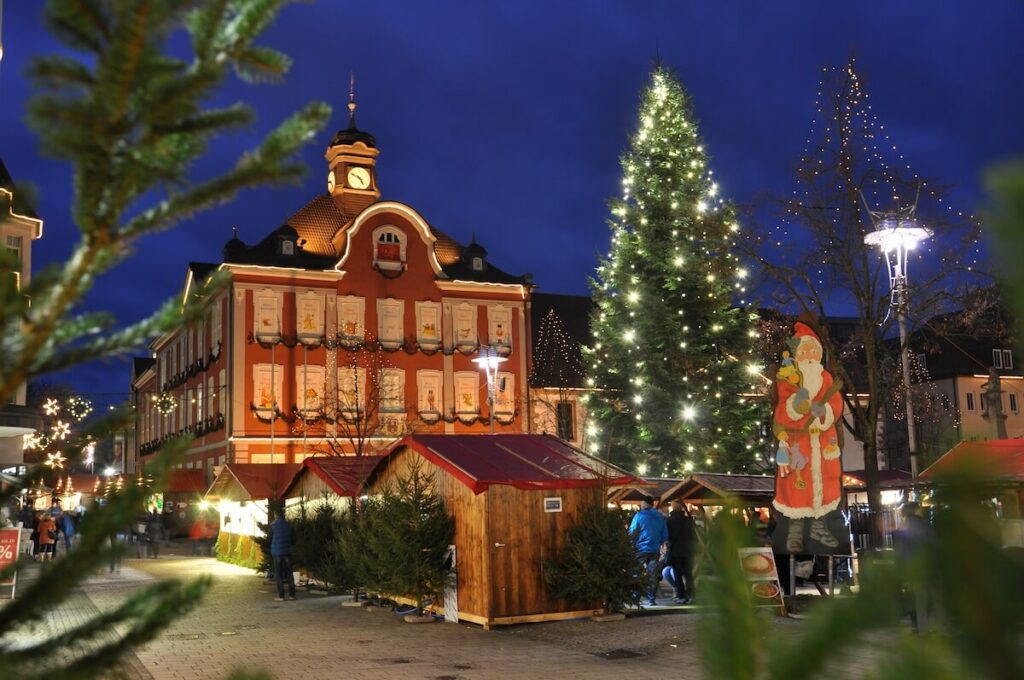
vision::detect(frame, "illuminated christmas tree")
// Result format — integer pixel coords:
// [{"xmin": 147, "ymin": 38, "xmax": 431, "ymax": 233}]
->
[{"xmin": 586, "ymin": 66, "xmax": 765, "ymax": 474}]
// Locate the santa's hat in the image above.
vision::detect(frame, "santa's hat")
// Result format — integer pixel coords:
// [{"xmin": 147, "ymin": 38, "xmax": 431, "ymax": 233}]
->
[{"xmin": 792, "ymin": 322, "xmax": 822, "ymax": 350}]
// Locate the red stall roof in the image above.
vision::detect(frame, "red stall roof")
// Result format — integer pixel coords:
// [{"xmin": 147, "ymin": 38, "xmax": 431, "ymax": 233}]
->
[
  {"xmin": 165, "ymin": 469, "xmax": 207, "ymax": 495},
  {"xmin": 285, "ymin": 455, "xmax": 384, "ymax": 498},
  {"xmin": 205, "ymin": 463, "xmax": 302, "ymax": 501},
  {"xmin": 377, "ymin": 434, "xmax": 641, "ymax": 495},
  {"xmin": 921, "ymin": 439, "xmax": 1024, "ymax": 482}
]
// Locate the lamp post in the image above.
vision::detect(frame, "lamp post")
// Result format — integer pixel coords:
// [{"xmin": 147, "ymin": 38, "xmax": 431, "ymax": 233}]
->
[
  {"xmin": 863, "ymin": 202, "xmax": 932, "ymax": 479},
  {"xmin": 472, "ymin": 345, "xmax": 507, "ymax": 434}
]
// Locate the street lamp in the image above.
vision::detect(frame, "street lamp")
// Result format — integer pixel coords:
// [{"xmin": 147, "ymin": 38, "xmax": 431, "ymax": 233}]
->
[
  {"xmin": 472, "ymin": 345, "xmax": 507, "ymax": 434},
  {"xmin": 863, "ymin": 200, "xmax": 932, "ymax": 479}
]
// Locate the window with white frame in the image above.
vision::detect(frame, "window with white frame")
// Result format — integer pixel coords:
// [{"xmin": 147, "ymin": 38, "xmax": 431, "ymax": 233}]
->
[
  {"xmin": 378, "ymin": 298, "xmax": 404, "ymax": 348},
  {"xmin": 494, "ymin": 371, "xmax": 515, "ymax": 417},
  {"xmin": 337, "ymin": 366, "xmax": 367, "ymax": 414},
  {"xmin": 417, "ymin": 370, "xmax": 443, "ymax": 417},
  {"xmin": 372, "ymin": 226, "xmax": 407, "ymax": 271},
  {"xmin": 993, "ymin": 349, "xmax": 1004, "ymax": 369},
  {"xmin": 966, "ymin": 392, "xmax": 976, "ymax": 411},
  {"xmin": 254, "ymin": 289, "xmax": 282, "ymax": 339},
  {"xmin": 296, "ymin": 365, "xmax": 326, "ymax": 414},
  {"xmin": 415, "ymin": 301, "xmax": 442, "ymax": 349},
  {"xmin": 218, "ymin": 369, "xmax": 226, "ymax": 414},
  {"xmin": 488, "ymin": 305, "xmax": 513, "ymax": 352},
  {"xmin": 5, "ymin": 235, "xmax": 22, "ymax": 272},
  {"xmin": 337, "ymin": 295, "xmax": 366, "ymax": 342},
  {"xmin": 252, "ymin": 364, "xmax": 284, "ymax": 413},
  {"xmin": 454, "ymin": 371, "xmax": 480, "ymax": 416},
  {"xmin": 297, "ymin": 291, "xmax": 325, "ymax": 342},
  {"xmin": 208, "ymin": 377, "xmax": 215, "ymax": 418},
  {"xmin": 210, "ymin": 299, "xmax": 223, "ymax": 353},
  {"xmin": 454, "ymin": 303, "xmax": 477, "ymax": 349},
  {"xmin": 197, "ymin": 388, "xmax": 204, "ymax": 423},
  {"xmin": 379, "ymin": 368, "xmax": 405, "ymax": 413},
  {"xmin": 1003, "ymin": 349, "xmax": 1014, "ymax": 369}
]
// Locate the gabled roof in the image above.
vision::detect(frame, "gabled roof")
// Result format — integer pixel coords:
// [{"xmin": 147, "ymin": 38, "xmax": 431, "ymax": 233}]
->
[
  {"xmin": 920, "ymin": 439, "xmax": 1024, "ymax": 482},
  {"xmin": 284, "ymin": 455, "xmax": 384, "ymax": 498},
  {"xmin": 373, "ymin": 434, "xmax": 640, "ymax": 495},
  {"xmin": 205, "ymin": 463, "xmax": 302, "ymax": 501},
  {"xmin": 608, "ymin": 478, "xmax": 683, "ymax": 504},
  {"xmin": 664, "ymin": 473, "xmax": 776, "ymax": 505}
]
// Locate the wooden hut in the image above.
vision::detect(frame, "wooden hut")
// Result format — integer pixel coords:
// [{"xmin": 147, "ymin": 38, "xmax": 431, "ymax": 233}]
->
[
  {"xmin": 368, "ymin": 433, "xmax": 640, "ymax": 628},
  {"xmin": 205, "ymin": 463, "xmax": 300, "ymax": 566},
  {"xmin": 663, "ymin": 473, "xmax": 776, "ymax": 508},
  {"xmin": 282, "ymin": 455, "xmax": 384, "ymax": 509}
]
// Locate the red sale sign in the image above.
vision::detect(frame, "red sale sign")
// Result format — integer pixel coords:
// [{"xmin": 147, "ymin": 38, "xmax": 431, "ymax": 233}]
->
[{"xmin": 0, "ymin": 527, "xmax": 22, "ymax": 589}]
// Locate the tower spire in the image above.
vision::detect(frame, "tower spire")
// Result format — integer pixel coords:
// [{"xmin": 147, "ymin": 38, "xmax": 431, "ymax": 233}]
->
[{"xmin": 348, "ymin": 71, "xmax": 357, "ymax": 128}]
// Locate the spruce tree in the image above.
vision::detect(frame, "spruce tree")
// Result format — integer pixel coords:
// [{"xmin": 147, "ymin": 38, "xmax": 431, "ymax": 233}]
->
[
  {"xmin": 0, "ymin": 2, "xmax": 329, "ymax": 677},
  {"xmin": 587, "ymin": 66, "xmax": 765, "ymax": 475}
]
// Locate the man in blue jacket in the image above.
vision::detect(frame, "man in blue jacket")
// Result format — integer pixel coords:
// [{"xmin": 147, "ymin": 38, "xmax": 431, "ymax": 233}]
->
[
  {"xmin": 629, "ymin": 495, "xmax": 668, "ymax": 606},
  {"xmin": 269, "ymin": 510, "xmax": 296, "ymax": 601}
]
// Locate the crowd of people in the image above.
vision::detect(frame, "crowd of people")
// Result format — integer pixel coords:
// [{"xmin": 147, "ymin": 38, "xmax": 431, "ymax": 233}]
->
[
  {"xmin": 628, "ymin": 495, "xmax": 699, "ymax": 606},
  {"xmin": 20, "ymin": 499, "xmax": 81, "ymax": 562}
]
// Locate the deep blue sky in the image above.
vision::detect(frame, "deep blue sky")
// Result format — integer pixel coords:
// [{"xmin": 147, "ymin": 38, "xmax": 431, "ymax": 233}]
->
[{"xmin": 2, "ymin": 1, "xmax": 1022, "ymax": 403}]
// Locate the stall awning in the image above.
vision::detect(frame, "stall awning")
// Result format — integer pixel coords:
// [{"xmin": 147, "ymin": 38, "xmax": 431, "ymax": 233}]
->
[
  {"xmin": 607, "ymin": 478, "xmax": 682, "ymax": 505},
  {"xmin": 283, "ymin": 455, "xmax": 384, "ymax": 498},
  {"xmin": 375, "ymin": 434, "xmax": 641, "ymax": 495},
  {"xmin": 205, "ymin": 463, "xmax": 301, "ymax": 501},
  {"xmin": 921, "ymin": 439, "xmax": 1024, "ymax": 482}
]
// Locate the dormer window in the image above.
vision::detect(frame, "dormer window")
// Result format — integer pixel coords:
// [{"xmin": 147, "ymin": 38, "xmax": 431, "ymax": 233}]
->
[
  {"xmin": 372, "ymin": 226, "xmax": 406, "ymax": 272},
  {"xmin": 281, "ymin": 240, "xmax": 294, "ymax": 255},
  {"xmin": 471, "ymin": 256, "xmax": 484, "ymax": 271}
]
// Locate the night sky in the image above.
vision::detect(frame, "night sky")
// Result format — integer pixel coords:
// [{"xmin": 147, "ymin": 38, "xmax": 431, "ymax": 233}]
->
[{"xmin": 1, "ymin": 1, "xmax": 1022, "ymax": 404}]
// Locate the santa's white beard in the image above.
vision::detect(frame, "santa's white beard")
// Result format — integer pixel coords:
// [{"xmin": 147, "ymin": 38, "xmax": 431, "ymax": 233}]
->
[{"xmin": 800, "ymin": 360, "xmax": 824, "ymax": 396}]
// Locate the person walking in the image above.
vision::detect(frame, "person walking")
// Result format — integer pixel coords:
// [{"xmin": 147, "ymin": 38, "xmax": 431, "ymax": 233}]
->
[
  {"xmin": 145, "ymin": 510, "xmax": 162, "ymax": 559},
  {"xmin": 666, "ymin": 500, "xmax": 698, "ymax": 604},
  {"xmin": 268, "ymin": 510, "xmax": 296, "ymax": 601},
  {"xmin": 60, "ymin": 511, "xmax": 77, "ymax": 553},
  {"xmin": 37, "ymin": 513, "xmax": 58, "ymax": 562},
  {"xmin": 629, "ymin": 495, "xmax": 668, "ymax": 606}
]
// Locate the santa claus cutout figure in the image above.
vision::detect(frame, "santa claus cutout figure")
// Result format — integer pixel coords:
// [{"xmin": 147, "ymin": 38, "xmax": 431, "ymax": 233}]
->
[{"xmin": 771, "ymin": 322, "xmax": 850, "ymax": 555}]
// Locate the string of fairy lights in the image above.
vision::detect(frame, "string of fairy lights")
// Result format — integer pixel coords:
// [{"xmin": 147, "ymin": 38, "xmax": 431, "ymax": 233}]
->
[
  {"xmin": 764, "ymin": 59, "xmax": 985, "ymax": 291},
  {"xmin": 586, "ymin": 68, "xmax": 765, "ymax": 475},
  {"xmin": 529, "ymin": 308, "xmax": 586, "ymax": 388}
]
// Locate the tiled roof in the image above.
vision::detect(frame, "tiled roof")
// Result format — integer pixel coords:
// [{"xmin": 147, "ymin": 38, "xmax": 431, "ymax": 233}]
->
[{"xmin": 285, "ymin": 194, "xmax": 347, "ymax": 257}]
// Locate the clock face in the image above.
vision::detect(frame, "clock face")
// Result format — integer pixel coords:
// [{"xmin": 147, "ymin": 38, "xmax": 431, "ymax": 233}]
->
[
  {"xmin": 347, "ymin": 166, "xmax": 371, "ymax": 190},
  {"xmin": 327, "ymin": 170, "xmax": 336, "ymax": 192}
]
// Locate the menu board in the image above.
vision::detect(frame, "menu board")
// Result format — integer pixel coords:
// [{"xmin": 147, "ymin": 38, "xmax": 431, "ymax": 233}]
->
[{"xmin": 738, "ymin": 547, "xmax": 785, "ymax": 611}]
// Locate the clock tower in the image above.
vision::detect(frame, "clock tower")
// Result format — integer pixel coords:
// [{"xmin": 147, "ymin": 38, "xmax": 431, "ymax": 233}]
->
[{"xmin": 325, "ymin": 76, "xmax": 380, "ymax": 217}]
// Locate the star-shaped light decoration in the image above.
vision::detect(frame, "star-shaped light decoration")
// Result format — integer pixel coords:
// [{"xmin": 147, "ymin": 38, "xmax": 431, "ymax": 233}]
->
[
  {"xmin": 51, "ymin": 420, "xmax": 71, "ymax": 441},
  {"xmin": 43, "ymin": 398, "xmax": 61, "ymax": 416},
  {"xmin": 45, "ymin": 451, "xmax": 67, "ymax": 469}
]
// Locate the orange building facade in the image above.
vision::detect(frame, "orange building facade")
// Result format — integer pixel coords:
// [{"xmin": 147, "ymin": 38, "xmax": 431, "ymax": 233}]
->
[{"xmin": 133, "ymin": 106, "xmax": 532, "ymax": 478}]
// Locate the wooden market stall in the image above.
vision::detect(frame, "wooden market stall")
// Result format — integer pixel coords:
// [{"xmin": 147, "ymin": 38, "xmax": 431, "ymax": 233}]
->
[
  {"xmin": 367, "ymin": 433, "xmax": 640, "ymax": 628},
  {"xmin": 607, "ymin": 477, "xmax": 682, "ymax": 508},
  {"xmin": 205, "ymin": 463, "xmax": 300, "ymax": 565},
  {"xmin": 281, "ymin": 455, "xmax": 384, "ymax": 509},
  {"xmin": 663, "ymin": 473, "xmax": 775, "ymax": 508},
  {"xmin": 921, "ymin": 438, "xmax": 1024, "ymax": 547}
]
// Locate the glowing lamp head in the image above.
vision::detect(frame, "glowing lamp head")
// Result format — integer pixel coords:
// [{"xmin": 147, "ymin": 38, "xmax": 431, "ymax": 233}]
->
[
  {"xmin": 863, "ymin": 216, "xmax": 932, "ymax": 253},
  {"xmin": 103, "ymin": 467, "xmax": 117, "ymax": 477},
  {"xmin": 471, "ymin": 346, "xmax": 507, "ymax": 371}
]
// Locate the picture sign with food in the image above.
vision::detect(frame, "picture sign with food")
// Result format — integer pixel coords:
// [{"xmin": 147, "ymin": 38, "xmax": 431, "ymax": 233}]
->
[
  {"xmin": 738, "ymin": 547, "xmax": 784, "ymax": 609},
  {"xmin": 770, "ymin": 321, "xmax": 852, "ymax": 555}
]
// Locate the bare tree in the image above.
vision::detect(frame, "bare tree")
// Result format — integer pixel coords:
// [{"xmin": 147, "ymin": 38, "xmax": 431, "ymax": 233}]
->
[
  {"xmin": 294, "ymin": 339, "xmax": 406, "ymax": 458},
  {"xmin": 745, "ymin": 60, "xmax": 987, "ymax": 529}
]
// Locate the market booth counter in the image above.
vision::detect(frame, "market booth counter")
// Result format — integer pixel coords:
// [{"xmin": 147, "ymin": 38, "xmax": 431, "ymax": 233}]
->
[
  {"xmin": 367, "ymin": 434, "xmax": 640, "ymax": 629},
  {"xmin": 205, "ymin": 463, "xmax": 300, "ymax": 567}
]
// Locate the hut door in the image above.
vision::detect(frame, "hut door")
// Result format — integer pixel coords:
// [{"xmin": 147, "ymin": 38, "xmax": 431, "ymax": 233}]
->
[{"xmin": 489, "ymin": 535, "xmax": 516, "ymax": 618}]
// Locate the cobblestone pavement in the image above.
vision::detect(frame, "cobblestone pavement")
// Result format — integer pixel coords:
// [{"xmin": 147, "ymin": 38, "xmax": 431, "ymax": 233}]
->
[{"xmin": 74, "ymin": 555, "xmax": 704, "ymax": 680}]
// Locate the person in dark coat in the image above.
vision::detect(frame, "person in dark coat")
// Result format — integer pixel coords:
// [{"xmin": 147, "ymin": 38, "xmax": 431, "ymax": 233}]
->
[
  {"xmin": 666, "ymin": 500, "xmax": 698, "ymax": 604},
  {"xmin": 268, "ymin": 511, "xmax": 296, "ymax": 601}
]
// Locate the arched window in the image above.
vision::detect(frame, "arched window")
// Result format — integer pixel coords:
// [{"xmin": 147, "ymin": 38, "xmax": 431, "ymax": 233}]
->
[{"xmin": 372, "ymin": 226, "xmax": 407, "ymax": 272}]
